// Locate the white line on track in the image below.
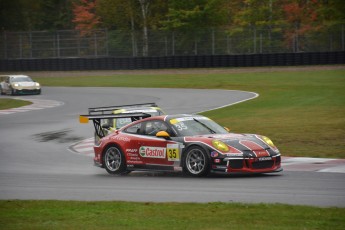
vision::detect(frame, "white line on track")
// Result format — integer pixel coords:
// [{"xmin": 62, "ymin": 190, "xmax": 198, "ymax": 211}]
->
[{"xmin": 0, "ymin": 97, "xmax": 64, "ymax": 115}]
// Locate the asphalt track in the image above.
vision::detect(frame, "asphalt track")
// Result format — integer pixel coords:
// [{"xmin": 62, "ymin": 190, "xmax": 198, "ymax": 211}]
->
[{"xmin": 0, "ymin": 87, "xmax": 344, "ymax": 207}]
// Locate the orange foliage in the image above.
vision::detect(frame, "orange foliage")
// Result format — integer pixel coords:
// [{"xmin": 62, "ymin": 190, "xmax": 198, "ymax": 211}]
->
[
  {"xmin": 282, "ymin": 0, "xmax": 321, "ymax": 51},
  {"xmin": 73, "ymin": 0, "xmax": 100, "ymax": 35}
]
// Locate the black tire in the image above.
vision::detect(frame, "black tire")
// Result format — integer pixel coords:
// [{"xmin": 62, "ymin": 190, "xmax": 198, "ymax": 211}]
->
[
  {"xmin": 102, "ymin": 145, "xmax": 127, "ymax": 175},
  {"xmin": 182, "ymin": 146, "xmax": 210, "ymax": 177}
]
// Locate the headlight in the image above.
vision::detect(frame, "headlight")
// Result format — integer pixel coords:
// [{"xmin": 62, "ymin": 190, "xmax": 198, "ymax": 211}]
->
[
  {"xmin": 35, "ymin": 82, "xmax": 40, "ymax": 87},
  {"xmin": 13, "ymin": 83, "xmax": 19, "ymax": 87},
  {"xmin": 261, "ymin": 136, "xmax": 276, "ymax": 148},
  {"xmin": 212, "ymin": 140, "xmax": 229, "ymax": 152}
]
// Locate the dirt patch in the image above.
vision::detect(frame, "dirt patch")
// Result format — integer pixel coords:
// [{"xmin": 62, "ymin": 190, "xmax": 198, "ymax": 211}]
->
[{"xmin": 2, "ymin": 65, "xmax": 344, "ymax": 78}]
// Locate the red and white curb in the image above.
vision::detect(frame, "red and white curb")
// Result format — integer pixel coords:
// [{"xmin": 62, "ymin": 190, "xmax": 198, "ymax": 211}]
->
[
  {"xmin": 282, "ymin": 157, "xmax": 345, "ymax": 173},
  {"xmin": 69, "ymin": 137, "xmax": 95, "ymax": 157},
  {"xmin": 0, "ymin": 98, "xmax": 64, "ymax": 115},
  {"xmin": 70, "ymin": 138, "xmax": 345, "ymax": 173}
]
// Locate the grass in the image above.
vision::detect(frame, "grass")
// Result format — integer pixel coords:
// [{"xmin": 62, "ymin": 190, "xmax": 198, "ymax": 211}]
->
[
  {"xmin": 0, "ymin": 98, "xmax": 32, "ymax": 109},
  {"xmin": 34, "ymin": 69, "xmax": 345, "ymax": 158},
  {"xmin": 1, "ymin": 200, "xmax": 344, "ymax": 230},
  {"xmin": 1, "ymin": 69, "xmax": 345, "ymax": 229}
]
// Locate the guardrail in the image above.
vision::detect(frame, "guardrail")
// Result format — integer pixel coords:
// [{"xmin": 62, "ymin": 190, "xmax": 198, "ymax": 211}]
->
[{"xmin": 0, "ymin": 52, "xmax": 344, "ymax": 71}]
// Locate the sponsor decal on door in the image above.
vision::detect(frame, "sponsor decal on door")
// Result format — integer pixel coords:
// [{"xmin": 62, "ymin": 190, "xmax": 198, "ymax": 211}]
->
[{"xmin": 139, "ymin": 146, "xmax": 166, "ymax": 158}]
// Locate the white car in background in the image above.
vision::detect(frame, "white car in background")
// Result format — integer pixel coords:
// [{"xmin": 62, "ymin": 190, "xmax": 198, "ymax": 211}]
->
[{"xmin": 0, "ymin": 75, "xmax": 41, "ymax": 95}]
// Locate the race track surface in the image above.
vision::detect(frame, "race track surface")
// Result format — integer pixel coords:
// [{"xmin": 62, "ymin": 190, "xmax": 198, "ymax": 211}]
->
[{"xmin": 0, "ymin": 87, "xmax": 344, "ymax": 207}]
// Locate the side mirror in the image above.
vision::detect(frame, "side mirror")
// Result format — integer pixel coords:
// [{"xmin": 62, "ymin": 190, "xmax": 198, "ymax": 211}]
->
[{"xmin": 156, "ymin": 131, "xmax": 170, "ymax": 139}]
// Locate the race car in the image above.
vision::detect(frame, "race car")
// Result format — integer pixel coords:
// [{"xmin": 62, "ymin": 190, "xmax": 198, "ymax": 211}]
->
[
  {"xmin": 0, "ymin": 75, "xmax": 41, "ymax": 95},
  {"xmin": 80, "ymin": 113, "xmax": 282, "ymax": 176},
  {"xmin": 87, "ymin": 103, "xmax": 165, "ymax": 144}
]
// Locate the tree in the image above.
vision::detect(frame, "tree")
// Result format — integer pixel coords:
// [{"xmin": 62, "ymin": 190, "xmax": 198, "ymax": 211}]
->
[
  {"xmin": 317, "ymin": 0, "xmax": 345, "ymax": 28},
  {"xmin": 0, "ymin": 0, "xmax": 41, "ymax": 31},
  {"xmin": 160, "ymin": 0, "xmax": 230, "ymax": 31},
  {"xmin": 97, "ymin": 0, "xmax": 167, "ymax": 56},
  {"xmin": 228, "ymin": 0, "xmax": 285, "ymax": 53},
  {"xmin": 73, "ymin": 0, "xmax": 100, "ymax": 35},
  {"xmin": 0, "ymin": 0, "xmax": 74, "ymax": 31},
  {"xmin": 282, "ymin": 0, "xmax": 322, "ymax": 51},
  {"xmin": 37, "ymin": 0, "xmax": 74, "ymax": 30},
  {"xmin": 138, "ymin": 0, "xmax": 149, "ymax": 56}
]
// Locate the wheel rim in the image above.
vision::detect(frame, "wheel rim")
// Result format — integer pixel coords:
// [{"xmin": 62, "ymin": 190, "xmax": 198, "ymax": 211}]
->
[
  {"xmin": 186, "ymin": 149, "xmax": 205, "ymax": 174},
  {"xmin": 105, "ymin": 147, "xmax": 122, "ymax": 171}
]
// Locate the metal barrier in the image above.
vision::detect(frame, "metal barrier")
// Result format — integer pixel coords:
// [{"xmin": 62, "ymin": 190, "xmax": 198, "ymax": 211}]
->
[{"xmin": 1, "ymin": 52, "xmax": 344, "ymax": 71}]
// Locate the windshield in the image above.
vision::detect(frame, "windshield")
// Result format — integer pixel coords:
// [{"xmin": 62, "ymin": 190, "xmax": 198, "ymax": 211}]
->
[
  {"xmin": 169, "ymin": 116, "xmax": 228, "ymax": 136},
  {"xmin": 115, "ymin": 109, "xmax": 163, "ymax": 129},
  {"xmin": 10, "ymin": 76, "xmax": 33, "ymax": 83}
]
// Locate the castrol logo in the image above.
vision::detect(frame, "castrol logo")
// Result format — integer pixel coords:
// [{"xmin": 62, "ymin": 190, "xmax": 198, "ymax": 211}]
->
[{"xmin": 139, "ymin": 146, "xmax": 166, "ymax": 158}]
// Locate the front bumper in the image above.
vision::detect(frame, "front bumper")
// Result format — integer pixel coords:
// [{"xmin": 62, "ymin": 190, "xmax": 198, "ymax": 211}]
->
[
  {"xmin": 12, "ymin": 88, "xmax": 41, "ymax": 95},
  {"xmin": 211, "ymin": 155, "xmax": 282, "ymax": 173}
]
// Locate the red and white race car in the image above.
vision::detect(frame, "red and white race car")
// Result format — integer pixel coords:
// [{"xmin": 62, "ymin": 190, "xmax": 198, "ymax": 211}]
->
[{"xmin": 80, "ymin": 113, "xmax": 282, "ymax": 176}]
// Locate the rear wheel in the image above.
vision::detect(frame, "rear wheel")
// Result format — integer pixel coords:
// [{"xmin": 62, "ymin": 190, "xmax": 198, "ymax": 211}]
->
[
  {"xmin": 183, "ymin": 146, "xmax": 210, "ymax": 177},
  {"xmin": 103, "ymin": 145, "xmax": 126, "ymax": 175}
]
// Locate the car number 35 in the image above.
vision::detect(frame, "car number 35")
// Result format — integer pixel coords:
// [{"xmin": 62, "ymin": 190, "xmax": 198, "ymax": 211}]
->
[
  {"xmin": 167, "ymin": 144, "xmax": 180, "ymax": 161},
  {"xmin": 174, "ymin": 122, "xmax": 187, "ymax": 131}
]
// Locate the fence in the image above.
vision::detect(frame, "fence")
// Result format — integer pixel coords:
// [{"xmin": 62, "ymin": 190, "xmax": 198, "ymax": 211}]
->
[{"xmin": 1, "ymin": 25, "xmax": 344, "ymax": 59}]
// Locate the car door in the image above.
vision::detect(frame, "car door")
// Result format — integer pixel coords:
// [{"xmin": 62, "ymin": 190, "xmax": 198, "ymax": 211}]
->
[{"xmin": 123, "ymin": 120, "xmax": 180, "ymax": 166}]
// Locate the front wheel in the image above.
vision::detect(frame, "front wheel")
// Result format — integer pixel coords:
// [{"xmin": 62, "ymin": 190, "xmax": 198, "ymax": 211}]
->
[
  {"xmin": 183, "ymin": 146, "xmax": 210, "ymax": 177},
  {"xmin": 103, "ymin": 145, "xmax": 126, "ymax": 175}
]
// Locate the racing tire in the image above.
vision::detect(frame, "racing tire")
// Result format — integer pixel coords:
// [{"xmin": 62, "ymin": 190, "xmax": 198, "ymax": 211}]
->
[
  {"xmin": 102, "ymin": 145, "xmax": 127, "ymax": 175},
  {"xmin": 182, "ymin": 146, "xmax": 210, "ymax": 177}
]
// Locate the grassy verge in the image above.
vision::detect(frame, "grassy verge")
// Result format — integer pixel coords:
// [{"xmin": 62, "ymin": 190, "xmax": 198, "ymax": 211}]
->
[
  {"xmin": 0, "ymin": 98, "xmax": 32, "ymax": 110},
  {"xmin": 35, "ymin": 69, "xmax": 345, "ymax": 158},
  {"xmin": 1, "ymin": 200, "xmax": 344, "ymax": 230}
]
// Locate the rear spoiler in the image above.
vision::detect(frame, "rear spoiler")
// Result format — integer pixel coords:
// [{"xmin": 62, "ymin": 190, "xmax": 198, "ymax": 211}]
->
[
  {"xmin": 88, "ymin": 102, "xmax": 158, "ymax": 114},
  {"xmin": 79, "ymin": 112, "xmax": 151, "ymax": 139}
]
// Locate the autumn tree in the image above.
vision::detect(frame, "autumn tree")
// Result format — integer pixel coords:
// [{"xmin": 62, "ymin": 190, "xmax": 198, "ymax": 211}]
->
[{"xmin": 73, "ymin": 0, "xmax": 100, "ymax": 35}]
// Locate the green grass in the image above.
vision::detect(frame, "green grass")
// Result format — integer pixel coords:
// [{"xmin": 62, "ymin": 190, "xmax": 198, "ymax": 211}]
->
[
  {"xmin": 2, "ymin": 70, "xmax": 345, "ymax": 229},
  {"xmin": 35, "ymin": 69, "xmax": 345, "ymax": 158},
  {"xmin": 1, "ymin": 200, "xmax": 344, "ymax": 230},
  {"xmin": 0, "ymin": 98, "xmax": 32, "ymax": 109}
]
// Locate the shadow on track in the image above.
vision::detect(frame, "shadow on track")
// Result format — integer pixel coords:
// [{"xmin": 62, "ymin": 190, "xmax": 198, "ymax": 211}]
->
[{"xmin": 93, "ymin": 171, "xmax": 283, "ymax": 179}]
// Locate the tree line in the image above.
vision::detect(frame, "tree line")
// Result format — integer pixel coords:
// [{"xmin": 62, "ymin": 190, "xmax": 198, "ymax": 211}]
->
[
  {"xmin": 2, "ymin": 0, "xmax": 344, "ymax": 31},
  {"xmin": 1, "ymin": 0, "xmax": 344, "ymax": 57}
]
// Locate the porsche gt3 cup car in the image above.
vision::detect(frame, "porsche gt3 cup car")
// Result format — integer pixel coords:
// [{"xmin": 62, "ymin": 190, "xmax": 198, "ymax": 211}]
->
[
  {"xmin": 87, "ymin": 103, "xmax": 165, "ymax": 144},
  {"xmin": 80, "ymin": 113, "xmax": 282, "ymax": 176},
  {"xmin": 0, "ymin": 75, "xmax": 41, "ymax": 95}
]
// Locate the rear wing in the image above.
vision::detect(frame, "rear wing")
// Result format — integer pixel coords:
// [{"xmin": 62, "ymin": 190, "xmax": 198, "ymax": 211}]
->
[
  {"xmin": 88, "ymin": 102, "xmax": 158, "ymax": 114},
  {"xmin": 79, "ymin": 112, "xmax": 151, "ymax": 139}
]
